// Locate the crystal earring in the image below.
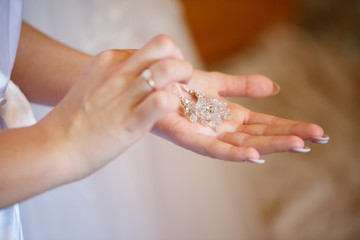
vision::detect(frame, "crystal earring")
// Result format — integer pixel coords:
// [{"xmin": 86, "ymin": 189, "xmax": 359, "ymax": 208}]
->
[{"xmin": 173, "ymin": 83, "xmax": 231, "ymax": 130}]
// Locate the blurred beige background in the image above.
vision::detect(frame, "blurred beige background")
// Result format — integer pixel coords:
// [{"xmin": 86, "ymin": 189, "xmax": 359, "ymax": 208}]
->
[
  {"xmin": 182, "ymin": 0, "xmax": 360, "ymax": 238},
  {"xmin": 20, "ymin": 0, "xmax": 359, "ymax": 239}
]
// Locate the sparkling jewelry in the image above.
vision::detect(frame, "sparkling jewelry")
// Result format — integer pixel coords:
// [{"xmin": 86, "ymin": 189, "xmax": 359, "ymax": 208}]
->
[
  {"xmin": 173, "ymin": 83, "xmax": 231, "ymax": 130},
  {"xmin": 141, "ymin": 69, "xmax": 156, "ymax": 91}
]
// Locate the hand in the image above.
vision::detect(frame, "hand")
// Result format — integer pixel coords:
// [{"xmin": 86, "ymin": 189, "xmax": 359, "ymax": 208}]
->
[
  {"xmin": 152, "ymin": 70, "xmax": 328, "ymax": 163},
  {"xmin": 39, "ymin": 35, "xmax": 193, "ymax": 180}
]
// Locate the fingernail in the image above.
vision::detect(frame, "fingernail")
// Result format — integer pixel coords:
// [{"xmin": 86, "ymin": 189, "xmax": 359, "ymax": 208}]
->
[
  {"xmin": 307, "ymin": 134, "xmax": 329, "ymax": 144},
  {"xmin": 290, "ymin": 146, "xmax": 311, "ymax": 153},
  {"xmin": 309, "ymin": 134, "xmax": 330, "ymax": 141},
  {"xmin": 247, "ymin": 158, "xmax": 266, "ymax": 164},
  {"xmin": 271, "ymin": 82, "xmax": 280, "ymax": 96},
  {"xmin": 308, "ymin": 139, "xmax": 328, "ymax": 144}
]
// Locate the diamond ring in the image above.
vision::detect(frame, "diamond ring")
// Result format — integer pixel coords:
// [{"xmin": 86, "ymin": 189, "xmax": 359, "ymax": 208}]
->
[{"xmin": 141, "ymin": 69, "xmax": 156, "ymax": 91}]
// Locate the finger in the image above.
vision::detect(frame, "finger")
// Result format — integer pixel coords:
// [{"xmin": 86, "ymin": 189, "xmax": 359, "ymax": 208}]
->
[
  {"xmin": 100, "ymin": 36, "xmax": 184, "ymax": 104},
  {"xmin": 178, "ymin": 133, "xmax": 260, "ymax": 162},
  {"xmin": 219, "ymin": 132, "xmax": 305, "ymax": 155},
  {"xmin": 209, "ymin": 72, "xmax": 278, "ymax": 98},
  {"xmin": 122, "ymin": 35, "xmax": 184, "ymax": 74},
  {"xmin": 307, "ymin": 134, "xmax": 330, "ymax": 144},
  {"xmin": 246, "ymin": 112, "xmax": 325, "ymax": 138},
  {"xmin": 126, "ymin": 91, "xmax": 180, "ymax": 134},
  {"xmin": 247, "ymin": 112, "xmax": 296, "ymax": 125},
  {"xmin": 128, "ymin": 59, "xmax": 193, "ymax": 104},
  {"xmin": 237, "ymin": 123, "xmax": 323, "ymax": 140}
]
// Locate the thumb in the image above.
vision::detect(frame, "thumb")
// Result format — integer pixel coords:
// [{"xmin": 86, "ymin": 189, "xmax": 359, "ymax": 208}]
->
[{"xmin": 209, "ymin": 71, "xmax": 279, "ymax": 98}]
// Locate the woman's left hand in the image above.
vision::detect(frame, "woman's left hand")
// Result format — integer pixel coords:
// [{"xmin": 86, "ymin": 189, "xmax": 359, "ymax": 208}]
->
[{"xmin": 152, "ymin": 70, "xmax": 327, "ymax": 163}]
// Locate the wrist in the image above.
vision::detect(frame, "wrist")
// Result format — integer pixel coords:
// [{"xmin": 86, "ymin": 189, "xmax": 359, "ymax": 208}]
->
[{"xmin": 34, "ymin": 115, "xmax": 77, "ymax": 185}]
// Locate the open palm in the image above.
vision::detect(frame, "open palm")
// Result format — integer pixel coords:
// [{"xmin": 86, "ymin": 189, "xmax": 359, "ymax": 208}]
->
[{"xmin": 152, "ymin": 70, "xmax": 328, "ymax": 163}]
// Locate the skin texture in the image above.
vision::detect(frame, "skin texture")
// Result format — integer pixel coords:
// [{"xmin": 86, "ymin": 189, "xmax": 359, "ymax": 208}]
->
[{"xmin": 0, "ymin": 22, "xmax": 326, "ymax": 208}]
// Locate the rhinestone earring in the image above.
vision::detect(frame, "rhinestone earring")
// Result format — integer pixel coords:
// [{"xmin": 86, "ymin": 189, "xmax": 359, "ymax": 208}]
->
[{"xmin": 173, "ymin": 83, "xmax": 231, "ymax": 130}]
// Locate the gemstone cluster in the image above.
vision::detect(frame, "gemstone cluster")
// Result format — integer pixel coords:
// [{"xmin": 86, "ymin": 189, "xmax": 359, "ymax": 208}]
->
[{"xmin": 180, "ymin": 89, "xmax": 231, "ymax": 130}]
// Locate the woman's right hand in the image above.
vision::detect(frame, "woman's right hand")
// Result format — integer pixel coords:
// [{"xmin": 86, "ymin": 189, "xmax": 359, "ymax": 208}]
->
[{"xmin": 39, "ymin": 35, "xmax": 193, "ymax": 182}]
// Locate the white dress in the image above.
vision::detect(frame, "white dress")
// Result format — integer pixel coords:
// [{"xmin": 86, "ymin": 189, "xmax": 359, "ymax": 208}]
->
[
  {"xmin": 20, "ymin": 1, "xmax": 261, "ymax": 239},
  {"xmin": 0, "ymin": 0, "xmax": 36, "ymax": 239}
]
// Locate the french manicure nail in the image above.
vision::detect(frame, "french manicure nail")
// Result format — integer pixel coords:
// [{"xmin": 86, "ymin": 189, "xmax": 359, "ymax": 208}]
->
[
  {"xmin": 271, "ymin": 82, "xmax": 280, "ymax": 96},
  {"xmin": 308, "ymin": 134, "xmax": 329, "ymax": 144},
  {"xmin": 247, "ymin": 158, "xmax": 266, "ymax": 164},
  {"xmin": 308, "ymin": 139, "xmax": 328, "ymax": 144},
  {"xmin": 290, "ymin": 146, "xmax": 311, "ymax": 153},
  {"xmin": 316, "ymin": 140, "xmax": 328, "ymax": 144},
  {"xmin": 309, "ymin": 134, "xmax": 330, "ymax": 141},
  {"xmin": 310, "ymin": 134, "xmax": 330, "ymax": 141}
]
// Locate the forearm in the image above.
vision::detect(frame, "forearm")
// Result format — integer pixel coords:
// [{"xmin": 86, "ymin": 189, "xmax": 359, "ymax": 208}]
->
[
  {"xmin": 11, "ymin": 22, "xmax": 137, "ymax": 106},
  {"xmin": 11, "ymin": 22, "xmax": 91, "ymax": 105},
  {"xmin": 0, "ymin": 121, "xmax": 71, "ymax": 208}
]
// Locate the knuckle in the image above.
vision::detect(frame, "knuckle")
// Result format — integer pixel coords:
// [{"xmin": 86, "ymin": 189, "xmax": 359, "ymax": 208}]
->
[
  {"xmin": 122, "ymin": 49, "xmax": 137, "ymax": 57},
  {"xmin": 95, "ymin": 50, "xmax": 119, "ymax": 66},
  {"xmin": 153, "ymin": 34, "xmax": 174, "ymax": 52},
  {"xmin": 115, "ymin": 51, "xmax": 133, "ymax": 62},
  {"xmin": 157, "ymin": 60, "xmax": 175, "ymax": 78}
]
